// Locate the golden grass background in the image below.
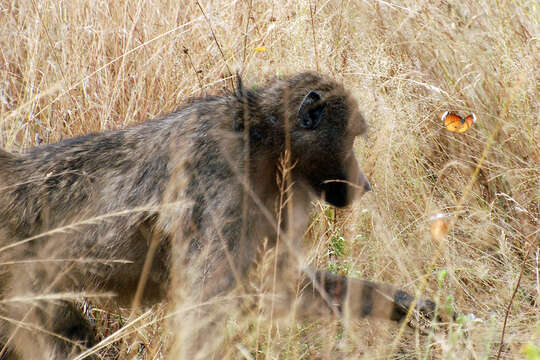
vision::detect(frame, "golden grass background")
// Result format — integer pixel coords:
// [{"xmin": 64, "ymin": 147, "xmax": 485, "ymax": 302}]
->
[{"xmin": 1, "ymin": 0, "xmax": 538, "ymax": 358}]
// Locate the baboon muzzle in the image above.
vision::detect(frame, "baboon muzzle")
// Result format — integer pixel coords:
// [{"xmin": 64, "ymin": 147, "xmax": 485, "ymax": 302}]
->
[{"xmin": 322, "ymin": 157, "xmax": 370, "ymax": 207}]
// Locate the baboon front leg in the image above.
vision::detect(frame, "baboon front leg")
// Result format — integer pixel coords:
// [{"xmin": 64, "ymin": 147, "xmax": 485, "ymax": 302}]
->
[
  {"xmin": 2, "ymin": 301, "xmax": 96, "ymax": 360},
  {"xmin": 1, "ymin": 272, "xmax": 96, "ymax": 360},
  {"xmin": 307, "ymin": 271, "xmax": 437, "ymax": 328},
  {"xmin": 51, "ymin": 302, "xmax": 97, "ymax": 356}
]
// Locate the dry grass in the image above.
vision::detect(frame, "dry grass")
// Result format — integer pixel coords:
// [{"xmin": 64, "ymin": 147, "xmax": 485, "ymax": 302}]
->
[{"xmin": 1, "ymin": 0, "xmax": 539, "ymax": 359}]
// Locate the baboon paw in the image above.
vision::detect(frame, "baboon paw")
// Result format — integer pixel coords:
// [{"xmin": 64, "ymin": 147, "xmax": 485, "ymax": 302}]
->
[
  {"xmin": 391, "ymin": 290, "xmax": 441, "ymax": 331},
  {"xmin": 410, "ymin": 298, "xmax": 439, "ymax": 331}
]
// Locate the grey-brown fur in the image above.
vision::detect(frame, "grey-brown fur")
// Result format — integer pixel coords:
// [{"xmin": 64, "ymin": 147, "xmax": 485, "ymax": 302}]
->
[{"xmin": 0, "ymin": 72, "xmax": 435, "ymax": 359}]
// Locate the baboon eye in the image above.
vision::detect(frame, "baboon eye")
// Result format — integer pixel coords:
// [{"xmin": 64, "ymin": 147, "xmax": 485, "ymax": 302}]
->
[{"xmin": 298, "ymin": 90, "xmax": 326, "ymax": 129}]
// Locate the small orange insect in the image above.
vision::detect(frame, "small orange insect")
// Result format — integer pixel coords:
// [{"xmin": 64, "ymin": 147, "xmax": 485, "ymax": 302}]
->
[{"xmin": 441, "ymin": 111, "xmax": 477, "ymax": 133}]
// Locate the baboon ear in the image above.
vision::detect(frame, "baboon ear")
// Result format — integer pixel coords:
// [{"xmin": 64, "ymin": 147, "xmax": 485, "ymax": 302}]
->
[{"xmin": 298, "ymin": 90, "xmax": 326, "ymax": 129}]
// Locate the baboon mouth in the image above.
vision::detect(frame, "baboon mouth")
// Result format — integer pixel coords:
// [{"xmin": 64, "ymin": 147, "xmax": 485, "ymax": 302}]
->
[{"xmin": 321, "ymin": 180, "xmax": 350, "ymax": 208}]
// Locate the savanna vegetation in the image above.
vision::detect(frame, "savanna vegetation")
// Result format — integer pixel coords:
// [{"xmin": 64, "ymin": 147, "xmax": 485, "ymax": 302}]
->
[{"xmin": 0, "ymin": 0, "xmax": 538, "ymax": 358}]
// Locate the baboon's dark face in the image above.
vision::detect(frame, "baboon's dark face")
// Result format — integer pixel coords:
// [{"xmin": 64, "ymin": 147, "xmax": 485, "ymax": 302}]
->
[
  {"xmin": 319, "ymin": 150, "xmax": 370, "ymax": 207},
  {"xmin": 280, "ymin": 75, "xmax": 370, "ymax": 207}
]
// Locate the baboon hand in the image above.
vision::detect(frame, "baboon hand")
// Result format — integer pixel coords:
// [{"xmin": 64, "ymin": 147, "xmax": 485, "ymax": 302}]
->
[
  {"xmin": 391, "ymin": 290, "xmax": 438, "ymax": 331},
  {"xmin": 343, "ymin": 278, "xmax": 445, "ymax": 332}
]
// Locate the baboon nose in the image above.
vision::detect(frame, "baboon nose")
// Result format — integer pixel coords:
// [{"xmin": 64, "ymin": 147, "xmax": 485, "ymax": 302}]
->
[
  {"xmin": 363, "ymin": 179, "xmax": 371, "ymax": 192},
  {"xmin": 357, "ymin": 171, "xmax": 371, "ymax": 193}
]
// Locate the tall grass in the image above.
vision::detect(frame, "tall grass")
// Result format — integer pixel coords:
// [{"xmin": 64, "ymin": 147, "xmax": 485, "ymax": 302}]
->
[{"xmin": 1, "ymin": 0, "xmax": 538, "ymax": 358}]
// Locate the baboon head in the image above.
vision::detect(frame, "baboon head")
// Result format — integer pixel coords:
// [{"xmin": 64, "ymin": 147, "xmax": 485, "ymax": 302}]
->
[{"xmin": 252, "ymin": 72, "xmax": 371, "ymax": 207}]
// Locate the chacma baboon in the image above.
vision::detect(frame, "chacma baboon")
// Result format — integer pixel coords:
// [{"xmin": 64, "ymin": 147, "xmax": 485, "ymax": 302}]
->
[{"xmin": 0, "ymin": 72, "xmax": 436, "ymax": 359}]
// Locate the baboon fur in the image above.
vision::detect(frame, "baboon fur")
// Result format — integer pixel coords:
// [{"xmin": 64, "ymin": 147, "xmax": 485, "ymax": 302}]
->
[{"xmin": 0, "ymin": 72, "xmax": 435, "ymax": 359}]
